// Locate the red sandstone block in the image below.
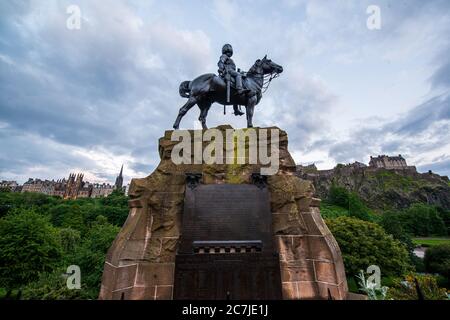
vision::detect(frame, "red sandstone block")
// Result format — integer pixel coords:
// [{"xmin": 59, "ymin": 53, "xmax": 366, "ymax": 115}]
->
[
  {"xmin": 301, "ymin": 213, "xmax": 322, "ymax": 236},
  {"xmin": 314, "ymin": 261, "xmax": 338, "ymax": 284},
  {"xmin": 297, "ymin": 281, "xmax": 318, "ymax": 300},
  {"xmin": 280, "ymin": 260, "xmax": 315, "ymax": 282},
  {"xmin": 316, "ymin": 282, "xmax": 341, "ymax": 300},
  {"xmin": 305, "ymin": 236, "xmax": 333, "ymax": 261},
  {"xmin": 281, "ymin": 282, "xmax": 298, "ymax": 299},
  {"xmin": 155, "ymin": 285, "xmax": 173, "ymax": 300},
  {"xmin": 134, "ymin": 263, "xmax": 175, "ymax": 287},
  {"xmin": 114, "ymin": 264, "xmax": 138, "ymax": 290}
]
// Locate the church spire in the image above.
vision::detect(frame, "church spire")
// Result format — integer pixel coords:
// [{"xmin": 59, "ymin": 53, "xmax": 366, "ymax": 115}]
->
[{"xmin": 114, "ymin": 164, "xmax": 124, "ymax": 190}]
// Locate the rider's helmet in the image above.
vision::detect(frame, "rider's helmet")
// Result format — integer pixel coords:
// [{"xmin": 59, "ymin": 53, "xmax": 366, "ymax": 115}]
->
[{"xmin": 222, "ymin": 44, "xmax": 233, "ymax": 56}]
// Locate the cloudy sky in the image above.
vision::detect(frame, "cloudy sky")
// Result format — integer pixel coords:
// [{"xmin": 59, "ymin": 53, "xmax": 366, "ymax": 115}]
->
[{"xmin": 1, "ymin": 0, "xmax": 449, "ymax": 184}]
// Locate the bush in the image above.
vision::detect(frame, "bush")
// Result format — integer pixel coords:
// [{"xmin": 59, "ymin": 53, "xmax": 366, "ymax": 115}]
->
[
  {"xmin": 424, "ymin": 244, "xmax": 450, "ymax": 284},
  {"xmin": 387, "ymin": 273, "xmax": 448, "ymax": 300},
  {"xmin": 327, "ymin": 185, "xmax": 373, "ymax": 221},
  {"xmin": 320, "ymin": 202, "xmax": 348, "ymax": 219},
  {"xmin": 380, "ymin": 210, "xmax": 415, "ymax": 252},
  {"xmin": 21, "ymin": 268, "xmax": 92, "ymax": 300},
  {"xmin": 405, "ymin": 204, "xmax": 447, "ymax": 237},
  {"xmin": 0, "ymin": 209, "xmax": 62, "ymax": 289},
  {"xmin": 380, "ymin": 204, "xmax": 447, "ymax": 238},
  {"xmin": 326, "ymin": 216, "xmax": 412, "ymax": 277},
  {"xmin": 59, "ymin": 228, "xmax": 81, "ymax": 253},
  {"xmin": 348, "ymin": 192, "xmax": 372, "ymax": 221},
  {"xmin": 327, "ymin": 184, "xmax": 349, "ymax": 208}
]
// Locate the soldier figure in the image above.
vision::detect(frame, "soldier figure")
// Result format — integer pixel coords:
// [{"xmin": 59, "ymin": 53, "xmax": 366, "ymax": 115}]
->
[{"xmin": 218, "ymin": 44, "xmax": 247, "ymax": 95}]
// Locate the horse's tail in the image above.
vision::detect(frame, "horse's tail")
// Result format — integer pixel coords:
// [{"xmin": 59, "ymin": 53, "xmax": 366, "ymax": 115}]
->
[{"xmin": 179, "ymin": 81, "xmax": 191, "ymax": 98}]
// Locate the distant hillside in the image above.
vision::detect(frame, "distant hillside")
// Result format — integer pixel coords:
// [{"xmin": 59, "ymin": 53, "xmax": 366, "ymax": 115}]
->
[{"xmin": 297, "ymin": 163, "xmax": 450, "ymax": 211}]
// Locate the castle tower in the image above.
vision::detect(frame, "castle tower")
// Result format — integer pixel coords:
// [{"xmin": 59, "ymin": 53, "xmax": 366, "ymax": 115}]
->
[
  {"xmin": 64, "ymin": 173, "xmax": 76, "ymax": 199},
  {"xmin": 64, "ymin": 173, "xmax": 84, "ymax": 199},
  {"xmin": 114, "ymin": 165, "xmax": 124, "ymax": 190}
]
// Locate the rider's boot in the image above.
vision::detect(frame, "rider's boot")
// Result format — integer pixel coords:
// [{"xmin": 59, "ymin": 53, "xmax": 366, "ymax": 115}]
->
[{"xmin": 233, "ymin": 105, "xmax": 244, "ymax": 116}]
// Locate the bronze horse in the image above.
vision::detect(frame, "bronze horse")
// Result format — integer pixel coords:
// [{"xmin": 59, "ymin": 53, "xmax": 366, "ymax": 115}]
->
[{"xmin": 173, "ymin": 56, "xmax": 283, "ymax": 129}]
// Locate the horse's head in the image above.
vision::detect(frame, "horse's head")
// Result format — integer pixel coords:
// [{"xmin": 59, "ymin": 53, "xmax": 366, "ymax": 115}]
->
[{"xmin": 249, "ymin": 55, "xmax": 283, "ymax": 76}]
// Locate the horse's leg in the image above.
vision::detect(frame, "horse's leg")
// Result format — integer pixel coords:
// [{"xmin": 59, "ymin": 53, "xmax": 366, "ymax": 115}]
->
[
  {"xmin": 173, "ymin": 97, "xmax": 197, "ymax": 129},
  {"xmin": 245, "ymin": 95, "xmax": 257, "ymax": 128},
  {"xmin": 198, "ymin": 100, "xmax": 212, "ymax": 130}
]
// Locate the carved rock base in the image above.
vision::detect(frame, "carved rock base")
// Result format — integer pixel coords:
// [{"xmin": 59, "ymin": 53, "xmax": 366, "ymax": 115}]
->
[{"xmin": 99, "ymin": 126, "xmax": 348, "ymax": 300}]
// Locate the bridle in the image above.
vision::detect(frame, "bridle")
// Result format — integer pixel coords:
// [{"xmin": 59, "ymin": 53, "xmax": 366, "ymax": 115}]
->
[
  {"xmin": 261, "ymin": 71, "xmax": 280, "ymax": 93},
  {"xmin": 247, "ymin": 61, "xmax": 281, "ymax": 93}
]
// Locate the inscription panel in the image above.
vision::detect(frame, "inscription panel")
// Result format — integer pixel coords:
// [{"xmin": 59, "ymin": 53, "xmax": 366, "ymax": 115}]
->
[
  {"xmin": 179, "ymin": 184, "xmax": 273, "ymax": 253},
  {"xmin": 174, "ymin": 183, "xmax": 282, "ymax": 300}
]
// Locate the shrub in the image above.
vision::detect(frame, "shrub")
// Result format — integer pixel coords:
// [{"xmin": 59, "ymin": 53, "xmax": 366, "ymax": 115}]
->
[
  {"xmin": 405, "ymin": 204, "xmax": 447, "ymax": 237},
  {"xmin": 21, "ymin": 268, "xmax": 92, "ymax": 300},
  {"xmin": 387, "ymin": 273, "xmax": 448, "ymax": 300},
  {"xmin": 380, "ymin": 210, "xmax": 415, "ymax": 252},
  {"xmin": 327, "ymin": 184, "xmax": 349, "ymax": 208},
  {"xmin": 348, "ymin": 192, "xmax": 372, "ymax": 221},
  {"xmin": 424, "ymin": 244, "xmax": 450, "ymax": 284},
  {"xmin": 326, "ymin": 216, "xmax": 411, "ymax": 277},
  {"xmin": 327, "ymin": 185, "xmax": 373, "ymax": 221}
]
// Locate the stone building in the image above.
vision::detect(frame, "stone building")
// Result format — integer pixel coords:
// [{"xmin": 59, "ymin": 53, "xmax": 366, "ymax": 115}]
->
[
  {"xmin": 52, "ymin": 179, "xmax": 67, "ymax": 197},
  {"xmin": 0, "ymin": 180, "xmax": 19, "ymax": 191},
  {"xmin": 369, "ymin": 155, "xmax": 408, "ymax": 169},
  {"xmin": 18, "ymin": 166, "xmax": 124, "ymax": 199},
  {"xmin": 92, "ymin": 183, "xmax": 115, "ymax": 198},
  {"xmin": 64, "ymin": 173, "xmax": 88, "ymax": 199},
  {"xmin": 22, "ymin": 178, "xmax": 50, "ymax": 194}
]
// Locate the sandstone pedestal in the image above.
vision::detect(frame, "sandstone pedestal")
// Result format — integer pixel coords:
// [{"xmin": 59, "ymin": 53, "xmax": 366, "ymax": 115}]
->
[{"xmin": 99, "ymin": 126, "xmax": 348, "ymax": 300}]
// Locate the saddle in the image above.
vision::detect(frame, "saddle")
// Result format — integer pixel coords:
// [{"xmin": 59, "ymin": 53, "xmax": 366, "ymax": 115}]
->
[
  {"xmin": 217, "ymin": 69, "xmax": 246, "ymax": 116},
  {"xmin": 218, "ymin": 69, "xmax": 247, "ymax": 90}
]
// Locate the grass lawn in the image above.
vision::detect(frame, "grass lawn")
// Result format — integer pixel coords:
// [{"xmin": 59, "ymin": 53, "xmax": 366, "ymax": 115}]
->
[{"xmin": 412, "ymin": 237, "xmax": 450, "ymax": 247}]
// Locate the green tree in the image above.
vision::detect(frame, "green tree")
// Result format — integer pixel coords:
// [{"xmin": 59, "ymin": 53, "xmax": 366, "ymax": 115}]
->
[
  {"xmin": 436, "ymin": 207, "xmax": 450, "ymax": 235},
  {"xmin": 348, "ymin": 192, "xmax": 372, "ymax": 221},
  {"xmin": 405, "ymin": 204, "xmax": 447, "ymax": 237},
  {"xmin": 21, "ymin": 268, "xmax": 91, "ymax": 300},
  {"xmin": 424, "ymin": 244, "xmax": 450, "ymax": 285},
  {"xmin": 0, "ymin": 209, "xmax": 62, "ymax": 289},
  {"xmin": 326, "ymin": 216, "xmax": 411, "ymax": 277},
  {"xmin": 100, "ymin": 189, "xmax": 128, "ymax": 208},
  {"xmin": 67, "ymin": 216, "xmax": 119, "ymax": 298},
  {"xmin": 59, "ymin": 228, "xmax": 81, "ymax": 253},
  {"xmin": 380, "ymin": 210, "xmax": 415, "ymax": 252},
  {"xmin": 327, "ymin": 184, "xmax": 349, "ymax": 208}
]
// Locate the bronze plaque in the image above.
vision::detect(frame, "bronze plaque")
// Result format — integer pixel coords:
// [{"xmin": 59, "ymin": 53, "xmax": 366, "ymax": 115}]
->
[{"xmin": 174, "ymin": 183, "xmax": 282, "ymax": 300}]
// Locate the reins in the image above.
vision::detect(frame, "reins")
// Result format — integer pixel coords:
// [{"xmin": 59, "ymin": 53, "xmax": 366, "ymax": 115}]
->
[{"xmin": 261, "ymin": 72, "xmax": 280, "ymax": 93}]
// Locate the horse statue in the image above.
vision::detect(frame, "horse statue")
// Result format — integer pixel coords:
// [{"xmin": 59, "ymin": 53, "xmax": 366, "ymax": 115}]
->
[{"xmin": 173, "ymin": 55, "xmax": 283, "ymax": 129}]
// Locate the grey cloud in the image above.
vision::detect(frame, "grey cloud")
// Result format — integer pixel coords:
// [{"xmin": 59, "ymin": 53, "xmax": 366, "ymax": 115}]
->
[
  {"xmin": 417, "ymin": 158, "xmax": 450, "ymax": 177},
  {"xmin": 1, "ymin": 0, "xmax": 450, "ymax": 183},
  {"xmin": 431, "ymin": 61, "xmax": 450, "ymax": 89},
  {"xmin": 326, "ymin": 92, "xmax": 450, "ymax": 174},
  {"xmin": 388, "ymin": 93, "xmax": 450, "ymax": 135}
]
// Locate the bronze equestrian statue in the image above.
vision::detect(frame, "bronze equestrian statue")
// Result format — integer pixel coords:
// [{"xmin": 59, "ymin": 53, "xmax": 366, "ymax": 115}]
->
[{"xmin": 173, "ymin": 44, "xmax": 283, "ymax": 129}]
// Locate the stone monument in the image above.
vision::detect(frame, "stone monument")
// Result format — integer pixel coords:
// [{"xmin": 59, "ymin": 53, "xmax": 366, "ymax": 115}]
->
[{"xmin": 99, "ymin": 126, "xmax": 348, "ymax": 300}]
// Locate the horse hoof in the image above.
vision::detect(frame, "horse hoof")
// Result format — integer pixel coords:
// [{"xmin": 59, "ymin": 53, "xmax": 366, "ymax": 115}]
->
[
  {"xmin": 248, "ymin": 124, "xmax": 253, "ymax": 128},
  {"xmin": 173, "ymin": 125, "xmax": 179, "ymax": 130}
]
